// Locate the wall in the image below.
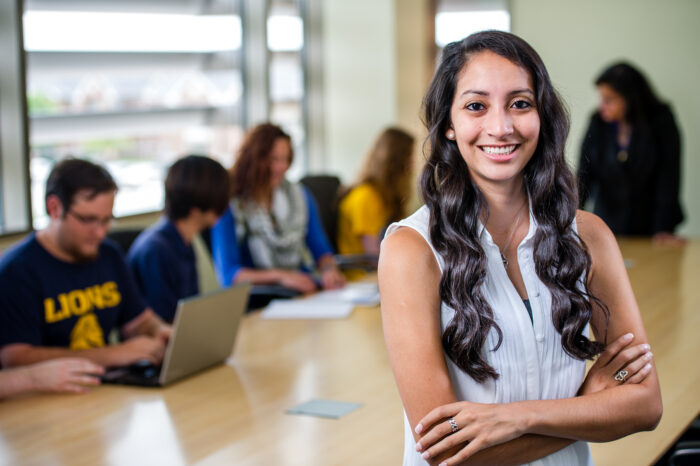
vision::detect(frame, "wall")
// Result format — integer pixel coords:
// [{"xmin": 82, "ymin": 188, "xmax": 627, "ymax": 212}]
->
[
  {"xmin": 319, "ymin": 0, "xmax": 432, "ymax": 213},
  {"xmin": 321, "ymin": 0, "xmax": 398, "ymax": 183},
  {"xmin": 395, "ymin": 0, "xmax": 433, "ymax": 141},
  {"xmin": 320, "ymin": 1, "xmax": 700, "ymax": 235},
  {"xmin": 510, "ymin": 0, "xmax": 700, "ymax": 235},
  {"xmin": 395, "ymin": 0, "xmax": 434, "ymax": 210}
]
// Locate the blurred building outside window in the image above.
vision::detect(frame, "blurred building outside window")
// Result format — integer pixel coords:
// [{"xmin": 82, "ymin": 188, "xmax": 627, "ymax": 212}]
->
[
  {"xmin": 20, "ymin": 0, "xmax": 310, "ymax": 230},
  {"xmin": 268, "ymin": 0, "xmax": 307, "ymax": 181}
]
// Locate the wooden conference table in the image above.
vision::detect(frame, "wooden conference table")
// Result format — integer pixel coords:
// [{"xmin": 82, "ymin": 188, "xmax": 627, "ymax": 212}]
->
[{"xmin": 0, "ymin": 239, "xmax": 698, "ymax": 465}]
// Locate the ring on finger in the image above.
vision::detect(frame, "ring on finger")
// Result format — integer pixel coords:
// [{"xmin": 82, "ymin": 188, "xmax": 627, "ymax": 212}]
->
[
  {"xmin": 614, "ymin": 369, "xmax": 629, "ymax": 382},
  {"xmin": 447, "ymin": 417, "xmax": 459, "ymax": 434}
]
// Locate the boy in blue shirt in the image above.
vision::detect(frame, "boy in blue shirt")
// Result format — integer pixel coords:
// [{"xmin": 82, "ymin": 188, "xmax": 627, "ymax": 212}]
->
[
  {"xmin": 0, "ymin": 159, "xmax": 171, "ymax": 369},
  {"xmin": 128, "ymin": 155, "xmax": 229, "ymax": 322}
]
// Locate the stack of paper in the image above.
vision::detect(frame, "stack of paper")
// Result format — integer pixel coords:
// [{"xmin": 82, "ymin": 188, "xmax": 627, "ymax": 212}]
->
[
  {"xmin": 261, "ymin": 300, "xmax": 354, "ymax": 319},
  {"xmin": 310, "ymin": 282, "xmax": 380, "ymax": 306},
  {"xmin": 260, "ymin": 282, "xmax": 380, "ymax": 319}
]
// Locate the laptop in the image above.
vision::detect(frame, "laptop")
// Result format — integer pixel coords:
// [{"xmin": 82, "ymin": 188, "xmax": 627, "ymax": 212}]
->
[{"xmin": 102, "ymin": 283, "xmax": 251, "ymax": 387}]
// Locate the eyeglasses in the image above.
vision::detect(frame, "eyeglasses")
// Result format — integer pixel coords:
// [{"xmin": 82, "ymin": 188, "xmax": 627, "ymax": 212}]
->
[{"xmin": 66, "ymin": 209, "xmax": 114, "ymax": 228}]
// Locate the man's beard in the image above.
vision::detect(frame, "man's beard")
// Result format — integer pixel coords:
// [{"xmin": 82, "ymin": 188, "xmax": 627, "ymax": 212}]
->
[{"xmin": 57, "ymin": 232, "xmax": 99, "ymax": 263}]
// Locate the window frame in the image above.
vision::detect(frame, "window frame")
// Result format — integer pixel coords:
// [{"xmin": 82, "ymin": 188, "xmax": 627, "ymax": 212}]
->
[
  {"xmin": 1, "ymin": 0, "xmax": 315, "ymax": 238},
  {"xmin": 0, "ymin": 0, "xmax": 32, "ymax": 236}
]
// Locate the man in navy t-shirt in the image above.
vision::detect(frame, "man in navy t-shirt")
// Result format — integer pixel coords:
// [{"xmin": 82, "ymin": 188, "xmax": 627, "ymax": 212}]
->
[
  {"xmin": 128, "ymin": 155, "xmax": 229, "ymax": 322},
  {"xmin": 0, "ymin": 159, "xmax": 171, "ymax": 370}
]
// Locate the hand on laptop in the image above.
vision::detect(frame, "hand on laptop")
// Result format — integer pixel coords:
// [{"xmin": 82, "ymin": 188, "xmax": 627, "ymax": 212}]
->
[
  {"xmin": 154, "ymin": 324, "xmax": 173, "ymax": 344},
  {"xmin": 118, "ymin": 336, "xmax": 166, "ymax": 366},
  {"xmin": 320, "ymin": 266, "xmax": 346, "ymax": 290}
]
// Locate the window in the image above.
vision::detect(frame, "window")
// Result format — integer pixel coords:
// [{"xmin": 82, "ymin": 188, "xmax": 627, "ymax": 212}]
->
[
  {"xmin": 434, "ymin": 0, "xmax": 510, "ymax": 50},
  {"xmin": 1, "ymin": 0, "xmax": 313, "ymax": 234},
  {"xmin": 268, "ymin": 0, "xmax": 307, "ymax": 181},
  {"xmin": 0, "ymin": 0, "xmax": 31, "ymax": 235},
  {"xmin": 23, "ymin": 1, "xmax": 245, "ymax": 229}
]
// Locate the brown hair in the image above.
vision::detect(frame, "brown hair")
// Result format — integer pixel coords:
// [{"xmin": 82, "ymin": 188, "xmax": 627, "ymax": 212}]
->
[
  {"xmin": 45, "ymin": 158, "xmax": 117, "ymax": 213},
  {"xmin": 355, "ymin": 127, "xmax": 415, "ymax": 222},
  {"xmin": 229, "ymin": 123, "xmax": 293, "ymax": 203}
]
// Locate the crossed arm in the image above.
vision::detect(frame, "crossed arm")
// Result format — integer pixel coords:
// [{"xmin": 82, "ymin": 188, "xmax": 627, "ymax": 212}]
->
[
  {"xmin": 0, "ymin": 308, "xmax": 172, "ymax": 369},
  {"xmin": 378, "ymin": 212, "xmax": 661, "ymax": 465}
]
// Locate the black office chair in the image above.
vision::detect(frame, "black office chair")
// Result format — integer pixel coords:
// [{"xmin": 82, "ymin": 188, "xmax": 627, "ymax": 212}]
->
[
  {"xmin": 107, "ymin": 228, "xmax": 143, "ymax": 256},
  {"xmin": 299, "ymin": 174, "xmax": 342, "ymax": 251},
  {"xmin": 655, "ymin": 416, "xmax": 700, "ymax": 466},
  {"xmin": 300, "ymin": 174, "xmax": 378, "ymax": 271},
  {"xmin": 669, "ymin": 441, "xmax": 700, "ymax": 466}
]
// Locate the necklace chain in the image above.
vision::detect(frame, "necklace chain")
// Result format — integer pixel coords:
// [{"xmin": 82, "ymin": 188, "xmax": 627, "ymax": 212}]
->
[{"xmin": 500, "ymin": 203, "xmax": 526, "ymax": 269}]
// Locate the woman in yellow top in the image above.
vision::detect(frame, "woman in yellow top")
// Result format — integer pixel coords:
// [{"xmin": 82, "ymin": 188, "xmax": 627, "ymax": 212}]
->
[{"xmin": 337, "ymin": 127, "xmax": 415, "ymax": 255}]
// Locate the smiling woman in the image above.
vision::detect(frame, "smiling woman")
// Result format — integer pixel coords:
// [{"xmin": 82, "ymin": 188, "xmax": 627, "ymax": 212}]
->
[
  {"xmin": 379, "ymin": 30, "xmax": 661, "ymax": 466},
  {"xmin": 446, "ymin": 51, "xmax": 540, "ymax": 188}
]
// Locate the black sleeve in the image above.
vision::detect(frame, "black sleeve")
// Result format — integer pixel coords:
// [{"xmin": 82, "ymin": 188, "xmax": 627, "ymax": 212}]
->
[
  {"xmin": 651, "ymin": 107, "xmax": 684, "ymax": 233},
  {"xmin": 577, "ymin": 115, "xmax": 600, "ymax": 208},
  {"xmin": 0, "ymin": 263, "xmax": 43, "ymax": 347}
]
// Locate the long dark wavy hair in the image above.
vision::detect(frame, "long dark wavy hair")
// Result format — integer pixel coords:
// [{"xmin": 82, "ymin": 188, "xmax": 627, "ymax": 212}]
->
[{"xmin": 421, "ymin": 30, "xmax": 607, "ymax": 382}]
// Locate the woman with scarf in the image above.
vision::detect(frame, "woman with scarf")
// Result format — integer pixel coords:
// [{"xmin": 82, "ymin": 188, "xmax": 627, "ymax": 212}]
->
[{"xmin": 211, "ymin": 123, "xmax": 345, "ymax": 294}]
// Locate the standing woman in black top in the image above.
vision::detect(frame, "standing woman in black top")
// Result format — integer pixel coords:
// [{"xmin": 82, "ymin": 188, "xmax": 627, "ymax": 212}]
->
[{"xmin": 578, "ymin": 62, "xmax": 685, "ymax": 244}]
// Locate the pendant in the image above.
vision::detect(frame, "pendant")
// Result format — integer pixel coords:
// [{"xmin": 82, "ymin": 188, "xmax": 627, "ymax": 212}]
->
[
  {"xmin": 501, "ymin": 252, "xmax": 508, "ymax": 269},
  {"xmin": 617, "ymin": 150, "xmax": 628, "ymax": 162}
]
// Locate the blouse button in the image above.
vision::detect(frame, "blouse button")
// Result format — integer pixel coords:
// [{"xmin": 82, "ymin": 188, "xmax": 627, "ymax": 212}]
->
[{"xmin": 536, "ymin": 334, "xmax": 544, "ymax": 342}]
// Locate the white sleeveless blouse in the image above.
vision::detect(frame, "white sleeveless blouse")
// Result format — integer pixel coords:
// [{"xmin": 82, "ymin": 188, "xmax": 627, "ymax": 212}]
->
[{"xmin": 385, "ymin": 205, "xmax": 593, "ymax": 466}]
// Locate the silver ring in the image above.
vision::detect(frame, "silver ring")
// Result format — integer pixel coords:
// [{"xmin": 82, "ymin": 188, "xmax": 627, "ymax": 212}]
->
[
  {"xmin": 614, "ymin": 370, "xmax": 629, "ymax": 382},
  {"xmin": 448, "ymin": 417, "xmax": 459, "ymax": 433}
]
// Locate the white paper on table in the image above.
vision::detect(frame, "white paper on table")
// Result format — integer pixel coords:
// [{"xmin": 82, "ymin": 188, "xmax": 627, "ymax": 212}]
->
[
  {"xmin": 260, "ymin": 300, "xmax": 354, "ymax": 319},
  {"xmin": 308, "ymin": 282, "xmax": 380, "ymax": 306}
]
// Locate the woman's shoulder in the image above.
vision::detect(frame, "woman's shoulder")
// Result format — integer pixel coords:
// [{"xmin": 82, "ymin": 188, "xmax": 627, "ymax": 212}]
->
[
  {"xmin": 383, "ymin": 206, "xmax": 443, "ymax": 270},
  {"xmin": 380, "ymin": 223, "xmax": 439, "ymax": 276},
  {"xmin": 575, "ymin": 209, "xmax": 617, "ymax": 256},
  {"xmin": 340, "ymin": 183, "xmax": 386, "ymax": 216},
  {"xmin": 283, "ymin": 179, "xmax": 308, "ymax": 197},
  {"xmin": 650, "ymin": 103, "xmax": 677, "ymax": 128},
  {"xmin": 386, "ymin": 205, "xmax": 430, "ymax": 234},
  {"xmin": 582, "ymin": 112, "xmax": 607, "ymax": 142},
  {"xmin": 587, "ymin": 111, "xmax": 606, "ymax": 126},
  {"xmin": 345, "ymin": 182, "xmax": 382, "ymax": 201}
]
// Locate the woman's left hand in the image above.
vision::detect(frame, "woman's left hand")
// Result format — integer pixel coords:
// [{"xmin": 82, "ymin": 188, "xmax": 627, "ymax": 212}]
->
[
  {"xmin": 652, "ymin": 232, "xmax": 686, "ymax": 246},
  {"xmin": 414, "ymin": 401, "xmax": 528, "ymax": 465},
  {"xmin": 320, "ymin": 266, "xmax": 346, "ymax": 289}
]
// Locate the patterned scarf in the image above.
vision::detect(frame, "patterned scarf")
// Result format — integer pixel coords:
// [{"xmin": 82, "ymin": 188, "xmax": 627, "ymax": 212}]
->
[{"xmin": 231, "ymin": 180, "xmax": 311, "ymax": 270}]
